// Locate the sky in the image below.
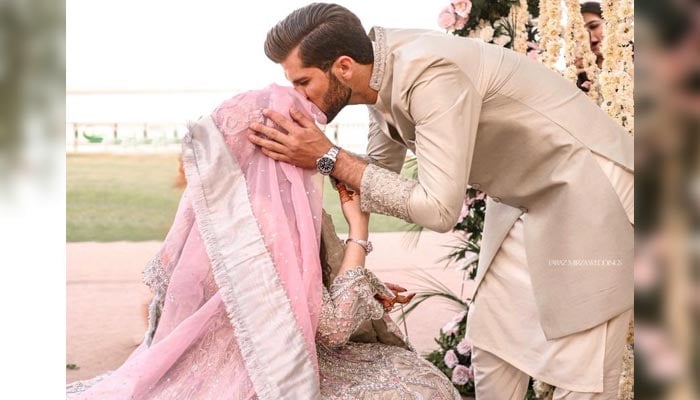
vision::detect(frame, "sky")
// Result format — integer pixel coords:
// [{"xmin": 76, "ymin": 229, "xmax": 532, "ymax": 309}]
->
[{"xmin": 66, "ymin": 0, "xmax": 445, "ymax": 92}]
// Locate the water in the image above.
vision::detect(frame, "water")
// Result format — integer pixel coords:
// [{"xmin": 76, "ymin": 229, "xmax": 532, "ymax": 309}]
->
[{"xmin": 66, "ymin": 91, "xmax": 372, "ymax": 154}]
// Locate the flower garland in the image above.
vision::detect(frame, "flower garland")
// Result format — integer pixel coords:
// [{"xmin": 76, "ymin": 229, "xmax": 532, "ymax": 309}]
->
[
  {"xmin": 512, "ymin": 0, "xmax": 530, "ymax": 53},
  {"xmin": 537, "ymin": 0, "xmax": 562, "ymax": 70},
  {"xmin": 599, "ymin": 0, "xmax": 635, "ymax": 135},
  {"xmin": 564, "ymin": 0, "xmax": 600, "ymax": 102}
]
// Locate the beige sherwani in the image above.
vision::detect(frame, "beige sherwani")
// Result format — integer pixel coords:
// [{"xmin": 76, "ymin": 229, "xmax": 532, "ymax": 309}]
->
[{"xmin": 357, "ymin": 27, "xmax": 633, "ymax": 395}]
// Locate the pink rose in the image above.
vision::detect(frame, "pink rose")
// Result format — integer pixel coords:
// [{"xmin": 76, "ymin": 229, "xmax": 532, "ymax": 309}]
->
[
  {"xmin": 444, "ymin": 349, "xmax": 459, "ymax": 368},
  {"xmin": 451, "ymin": 365, "xmax": 474, "ymax": 385},
  {"xmin": 454, "ymin": 15, "xmax": 467, "ymax": 30},
  {"xmin": 457, "ymin": 337, "xmax": 472, "ymax": 355},
  {"xmin": 438, "ymin": 5, "xmax": 457, "ymax": 30},
  {"xmin": 442, "ymin": 320, "xmax": 459, "ymax": 336},
  {"xmin": 451, "ymin": 0, "xmax": 473, "ymax": 18},
  {"xmin": 459, "ymin": 200, "xmax": 470, "ymax": 220},
  {"xmin": 451, "ymin": 310, "xmax": 467, "ymax": 324}
]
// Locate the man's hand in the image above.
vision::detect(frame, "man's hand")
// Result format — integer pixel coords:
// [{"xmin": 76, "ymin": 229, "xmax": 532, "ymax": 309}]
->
[
  {"xmin": 248, "ymin": 108, "xmax": 332, "ymax": 169},
  {"xmin": 375, "ymin": 282, "xmax": 416, "ymax": 313}
]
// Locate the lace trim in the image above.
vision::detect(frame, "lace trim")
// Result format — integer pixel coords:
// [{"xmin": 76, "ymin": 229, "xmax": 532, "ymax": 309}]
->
[
  {"xmin": 368, "ymin": 26, "xmax": 387, "ymax": 91},
  {"xmin": 142, "ymin": 255, "xmax": 168, "ymax": 346},
  {"xmin": 66, "ymin": 372, "xmax": 111, "ymax": 395},
  {"xmin": 332, "ymin": 268, "xmax": 395, "ymax": 301},
  {"xmin": 142, "ymin": 254, "xmax": 168, "ymax": 295},
  {"xmin": 182, "ymin": 116, "xmax": 320, "ymax": 399},
  {"xmin": 318, "ymin": 342, "xmax": 462, "ymax": 399},
  {"xmin": 360, "ymin": 163, "xmax": 416, "ymax": 221}
]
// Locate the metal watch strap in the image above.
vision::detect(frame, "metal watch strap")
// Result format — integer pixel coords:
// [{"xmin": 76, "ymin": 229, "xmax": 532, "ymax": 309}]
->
[{"xmin": 326, "ymin": 145, "xmax": 339, "ymax": 160}]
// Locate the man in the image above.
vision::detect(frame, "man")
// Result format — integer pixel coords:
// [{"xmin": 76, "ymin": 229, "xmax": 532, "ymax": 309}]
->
[{"xmin": 249, "ymin": 3, "xmax": 633, "ymax": 399}]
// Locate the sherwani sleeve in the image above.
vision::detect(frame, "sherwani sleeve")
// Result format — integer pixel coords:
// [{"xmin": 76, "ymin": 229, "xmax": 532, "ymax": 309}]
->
[
  {"xmin": 333, "ymin": 106, "xmax": 407, "ymax": 190},
  {"xmin": 360, "ymin": 64, "xmax": 480, "ymax": 232},
  {"xmin": 365, "ymin": 106, "xmax": 407, "ymax": 173}
]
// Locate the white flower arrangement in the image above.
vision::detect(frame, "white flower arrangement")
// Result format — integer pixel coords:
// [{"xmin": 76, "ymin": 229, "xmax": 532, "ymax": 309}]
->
[
  {"xmin": 512, "ymin": 0, "xmax": 530, "ymax": 53},
  {"xmin": 599, "ymin": 0, "xmax": 634, "ymax": 135},
  {"xmin": 537, "ymin": 0, "xmax": 563, "ymax": 70}
]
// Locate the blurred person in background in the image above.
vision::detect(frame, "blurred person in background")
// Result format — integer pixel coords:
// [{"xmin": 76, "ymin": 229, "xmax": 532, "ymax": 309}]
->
[
  {"xmin": 576, "ymin": 2, "xmax": 604, "ymax": 93},
  {"xmin": 581, "ymin": 1, "xmax": 605, "ymax": 68},
  {"xmin": 635, "ymin": 0, "xmax": 700, "ymax": 398}
]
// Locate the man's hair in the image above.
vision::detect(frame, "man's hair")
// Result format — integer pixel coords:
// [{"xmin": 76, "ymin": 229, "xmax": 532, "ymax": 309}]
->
[
  {"xmin": 264, "ymin": 3, "xmax": 373, "ymax": 71},
  {"xmin": 580, "ymin": 2, "xmax": 603, "ymax": 18}
]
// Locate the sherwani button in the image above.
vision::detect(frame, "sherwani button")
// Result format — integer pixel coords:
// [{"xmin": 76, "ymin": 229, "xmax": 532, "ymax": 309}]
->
[{"xmin": 519, "ymin": 206, "xmax": 528, "ymax": 213}]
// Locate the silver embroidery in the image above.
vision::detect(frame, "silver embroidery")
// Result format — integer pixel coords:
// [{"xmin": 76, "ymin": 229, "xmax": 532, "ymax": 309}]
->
[
  {"xmin": 143, "ymin": 254, "xmax": 168, "ymax": 295},
  {"xmin": 66, "ymin": 372, "xmax": 111, "ymax": 395},
  {"xmin": 318, "ymin": 268, "xmax": 460, "ymax": 399},
  {"xmin": 360, "ymin": 164, "xmax": 417, "ymax": 222},
  {"xmin": 364, "ymin": 268, "xmax": 396, "ymax": 300},
  {"xmin": 142, "ymin": 255, "xmax": 170, "ymax": 346},
  {"xmin": 318, "ymin": 342, "xmax": 461, "ymax": 400},
  {"xmin": 67, "ymin": 268, "xmax": 460, "ymax": 399},
  {"xmin": 368, "ymin": 27, "xmax": 387, "ymax": 91}
]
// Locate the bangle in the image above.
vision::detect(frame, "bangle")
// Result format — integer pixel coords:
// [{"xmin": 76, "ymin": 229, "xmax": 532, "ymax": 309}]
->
[{"xmin": 345, "ymin": 238, "xmax": 373, "ymax": 254}]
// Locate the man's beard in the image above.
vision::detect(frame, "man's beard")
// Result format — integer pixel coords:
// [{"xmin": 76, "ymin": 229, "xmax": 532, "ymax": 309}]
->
[{"xmin": 323, "ymin": 72, "xmax": 352, "ymax": 123}]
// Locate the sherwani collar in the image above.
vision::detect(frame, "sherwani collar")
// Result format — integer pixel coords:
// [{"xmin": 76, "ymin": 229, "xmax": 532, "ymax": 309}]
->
[
  {"xmin": 368, "ymin": 26, "xmax": 392, "ymax": 116},
  {"xmin": 368, "ymin": 26, "xmax": 386, "ymax": 91}
]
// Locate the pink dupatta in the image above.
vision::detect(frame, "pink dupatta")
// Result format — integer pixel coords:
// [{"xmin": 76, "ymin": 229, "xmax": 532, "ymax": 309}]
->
[{"xmin": 67, "ymin": 84, "xmax": 328, "ymax": 400}]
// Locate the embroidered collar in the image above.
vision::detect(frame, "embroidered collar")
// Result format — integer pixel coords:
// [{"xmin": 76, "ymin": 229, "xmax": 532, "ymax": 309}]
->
[{"xmin": 368, "ymin": 26, "xmax": 387, "ymax": 91}]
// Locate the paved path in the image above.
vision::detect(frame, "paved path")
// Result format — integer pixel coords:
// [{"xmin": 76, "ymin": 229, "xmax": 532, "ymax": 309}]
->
[{"xmin": 66, "ymin": 231, "xmax": 476, "ymax": 388}]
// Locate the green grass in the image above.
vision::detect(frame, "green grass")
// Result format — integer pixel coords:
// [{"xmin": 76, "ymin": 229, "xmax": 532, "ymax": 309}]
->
[{"xmin": 67, "ymin": 153, "xmax": 412, "ymax": 242}]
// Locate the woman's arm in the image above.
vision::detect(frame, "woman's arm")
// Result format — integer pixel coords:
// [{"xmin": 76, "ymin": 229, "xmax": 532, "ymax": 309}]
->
[
  {"xmin": 316, "ymin": 184, "xmax": 415, "ymax": 348},
  {"xmin": 337, "ymin": 184, "xmax": 369, "ymax": 276},
  {"xmin": 317, "ymin": 268, "xmax": 385, "ymax": 348}
]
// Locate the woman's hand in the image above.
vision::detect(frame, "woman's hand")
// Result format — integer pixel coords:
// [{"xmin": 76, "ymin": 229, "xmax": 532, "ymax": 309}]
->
[
  {"xmin": 375, "ymin": 282, "xmax": 416, "ymax": 313},
  {"xmin": 337, "ymin": 182, "xmax": 369, "ymax": 235}
]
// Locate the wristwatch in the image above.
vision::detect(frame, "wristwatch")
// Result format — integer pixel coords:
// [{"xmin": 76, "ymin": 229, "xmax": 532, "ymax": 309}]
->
[
  {"xmin": 316, "ymin": 145, "xmax": 340, "ymax": 176},
  {"xmin": 345, "ymin": 238, "xmax": 373, "ymax": 254}
]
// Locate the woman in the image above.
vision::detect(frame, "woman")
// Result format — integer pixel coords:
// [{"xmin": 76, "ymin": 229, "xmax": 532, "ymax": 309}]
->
[
  {"xmin": 581, "ymin": 1, "xmax": 605, "ymax": 68},
  {"xmin": 66, "ymin": 85, "xmax": 460, "ymax": 399},
  {"xmin": 576, "ymin": 2, "xmax": 605, "ymax": 92}
]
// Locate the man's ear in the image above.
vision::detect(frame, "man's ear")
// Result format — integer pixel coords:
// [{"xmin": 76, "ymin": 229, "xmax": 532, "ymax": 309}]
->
[{"xmin": 333, "ymin": 55, "xmax": 355, "ymax": 80}]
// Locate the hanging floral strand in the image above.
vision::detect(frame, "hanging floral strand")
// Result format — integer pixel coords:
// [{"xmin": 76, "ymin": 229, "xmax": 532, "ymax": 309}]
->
[
  {"xmin": 599, "ymin": 0, "xmax": 634, "ymax": 134},
  {"xmin": 538, "ymin": 0, "xmax": 563, "ymax": 71},
  {"xmin": 512, "ymin": 0, "xmax": 529, "ymax": 53}
]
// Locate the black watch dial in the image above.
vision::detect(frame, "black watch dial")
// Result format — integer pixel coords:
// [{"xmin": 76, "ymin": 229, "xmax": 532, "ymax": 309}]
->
[{"xmin": 317, "ymin": 157, "xmax": 334, "ymax": 175}]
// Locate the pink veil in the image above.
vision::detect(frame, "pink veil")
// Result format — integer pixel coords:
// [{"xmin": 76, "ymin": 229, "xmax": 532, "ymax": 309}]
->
[{"xmin": 67, "ymin": 84, "xmax": 328, "ymax": 400}]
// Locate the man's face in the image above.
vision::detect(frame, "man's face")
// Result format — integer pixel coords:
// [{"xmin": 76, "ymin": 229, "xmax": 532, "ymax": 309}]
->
[
  {"xmin": 281, "ymin": 47, "xmax": 351, "ymax": 122},
  {"xmin": 583, "ymin": 12, "xmax": 605, "ymax": 57}
]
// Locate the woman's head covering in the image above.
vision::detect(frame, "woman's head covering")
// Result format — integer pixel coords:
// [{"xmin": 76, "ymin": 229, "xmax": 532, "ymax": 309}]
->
[{"xmin": 69, "ymin": 85, "xmax": 328, "ymax": 400}]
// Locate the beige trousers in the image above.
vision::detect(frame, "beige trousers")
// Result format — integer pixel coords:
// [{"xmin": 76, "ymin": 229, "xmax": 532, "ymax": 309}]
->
[{"xmin": 472, "ymin": 308, "xmax": 631, "ymax": 400}]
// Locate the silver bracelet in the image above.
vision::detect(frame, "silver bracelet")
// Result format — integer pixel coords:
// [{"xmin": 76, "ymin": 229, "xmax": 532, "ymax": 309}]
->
[{"xmin": 345, "ymin": 238, "xmax": 373, "ymax": 254}]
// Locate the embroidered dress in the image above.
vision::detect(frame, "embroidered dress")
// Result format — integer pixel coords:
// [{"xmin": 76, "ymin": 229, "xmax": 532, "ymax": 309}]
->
[
  {"xmin": 317, "ymin": 268, "xmax": 461, "ymax": 400},
  {"xmin": 66, "ymin": 85, "xmax": 458, "ymax": 400}
]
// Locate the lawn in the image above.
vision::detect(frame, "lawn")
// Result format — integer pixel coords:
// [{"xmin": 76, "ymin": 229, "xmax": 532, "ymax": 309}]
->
[{"xmin": 67, "ymin": 153, "xmax": 413, "ymax": 242}]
